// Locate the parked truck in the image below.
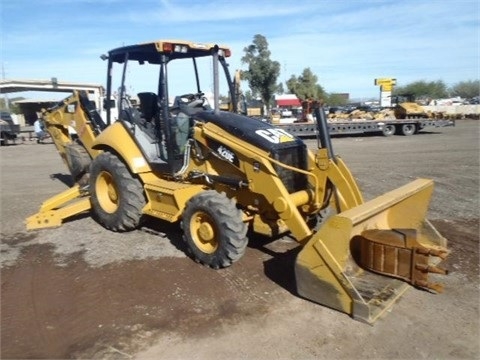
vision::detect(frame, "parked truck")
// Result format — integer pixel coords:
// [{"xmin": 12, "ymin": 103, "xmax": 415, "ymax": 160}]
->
[{"xmin": 0, "ymin": 111, "xmax": 20, "ymax": 145}]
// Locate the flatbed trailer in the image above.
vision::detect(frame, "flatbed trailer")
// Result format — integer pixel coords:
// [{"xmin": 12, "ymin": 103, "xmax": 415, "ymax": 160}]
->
[{"xmin": 273, "ymin": 118, "xmax": 455, "ymax": 138}]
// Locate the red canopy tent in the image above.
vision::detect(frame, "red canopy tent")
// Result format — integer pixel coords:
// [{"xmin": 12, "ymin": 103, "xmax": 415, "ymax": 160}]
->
[
  {"xmin": 276, "ymin": 98, "xmax": 301, "ymax": 107},
  {"xmin": 275, "ymin": 94, "xmax": 301, "ymax": 107}
]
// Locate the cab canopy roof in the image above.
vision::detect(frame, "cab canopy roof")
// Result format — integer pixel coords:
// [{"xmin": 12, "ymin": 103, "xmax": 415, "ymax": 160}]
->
[{"xmin": 107, "ymin": 40, "xmax": 231, "ymax": 64}]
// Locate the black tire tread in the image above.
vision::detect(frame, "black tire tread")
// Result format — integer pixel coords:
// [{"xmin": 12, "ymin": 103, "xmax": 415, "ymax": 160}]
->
[
  {"xmin": 181, "ymin": 190, "xmax": 248, "ymax": 269},
  {"xmin": 382, "ymin": 124, "xmax": 396, "ymax": 137},
  {"xmin": 400, "ymin": 124, "xmax": 416, "ymax": 136},
  {"xmin": 66, "ymin": 143, "xmax": 92, "ymax": 185},
  {"xmin": 89, "ymin": 152, "xmax": 145, "ymax": 231}
]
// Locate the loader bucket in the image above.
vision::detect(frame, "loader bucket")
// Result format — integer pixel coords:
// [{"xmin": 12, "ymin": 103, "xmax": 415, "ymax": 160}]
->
[{"xmin": 295, "ymin": 178, "xmax": 448, "ymax": 324}]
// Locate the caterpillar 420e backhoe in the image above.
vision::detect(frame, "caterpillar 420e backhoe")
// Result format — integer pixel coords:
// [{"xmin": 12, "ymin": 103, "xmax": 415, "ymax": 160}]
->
[{"xmin": 26, "ymin": 40, "xmax": 448, "ymax": 324}]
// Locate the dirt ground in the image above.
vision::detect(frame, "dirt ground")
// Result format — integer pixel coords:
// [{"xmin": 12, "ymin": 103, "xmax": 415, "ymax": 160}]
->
[{"xmin": 1, "ymin": 121, "xmax": 479, "ymax": 359}]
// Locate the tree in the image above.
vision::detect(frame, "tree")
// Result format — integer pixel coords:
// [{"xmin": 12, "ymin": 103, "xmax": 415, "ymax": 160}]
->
[
  {"xmin": 286, "ymin": 68, "xmax": 326, "ymax": 101},
  {"xmin": 241, "ymin": 34, "xmax": 281, "ymax": 111},
  {"xmin": 449, "ymin": 80, "xmax": 480, "ymax": 99},
  {"xmin": 325, "ymin": 93, "xmax": 349, "ymax": 106},
  {"xmin": 393, "ymin": 80, "xmax": 448, "ymax": 99},
  {"xmin": 276, "ymin": 82, "xmax": 285, "ymax": 95}
]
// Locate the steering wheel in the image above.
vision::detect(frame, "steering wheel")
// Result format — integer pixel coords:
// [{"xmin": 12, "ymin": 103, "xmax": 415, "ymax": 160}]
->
[{"xmin": 174, "ymin": 92, "xmax": 206, "ymax": 109}]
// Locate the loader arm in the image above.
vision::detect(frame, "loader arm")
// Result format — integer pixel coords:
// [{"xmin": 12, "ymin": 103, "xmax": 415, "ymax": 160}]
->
[{"xmin": 309, "ymin": 148, "xmax": 364, "ymax": 212}]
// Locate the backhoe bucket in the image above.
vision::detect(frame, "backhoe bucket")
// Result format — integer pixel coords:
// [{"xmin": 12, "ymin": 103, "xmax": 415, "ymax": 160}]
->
[{"xmin": 295, "ymin": 178, "xmax": 448, "ymax": 324}]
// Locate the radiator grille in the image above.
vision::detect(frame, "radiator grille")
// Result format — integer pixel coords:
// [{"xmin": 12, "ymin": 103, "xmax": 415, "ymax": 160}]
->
[{"xmin": 271, "ymin": 144, "xmax": 308, "ymax": 193}]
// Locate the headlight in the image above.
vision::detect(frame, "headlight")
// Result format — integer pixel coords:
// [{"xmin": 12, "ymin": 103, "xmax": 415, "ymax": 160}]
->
[{"xmin": 174, "ymin": 44, "xmax": 188, "ymax": 53}]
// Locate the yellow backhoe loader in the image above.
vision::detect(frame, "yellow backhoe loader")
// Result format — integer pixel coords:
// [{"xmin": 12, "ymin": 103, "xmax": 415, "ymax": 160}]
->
[{"xmin": 26, "ymin": 40, "xmax": 448, "ymax": 324}]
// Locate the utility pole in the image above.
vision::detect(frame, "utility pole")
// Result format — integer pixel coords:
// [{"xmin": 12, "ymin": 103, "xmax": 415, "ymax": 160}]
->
[{"xmin": 2, "ymin": 63, "xmax": 10, "ymax": 111}]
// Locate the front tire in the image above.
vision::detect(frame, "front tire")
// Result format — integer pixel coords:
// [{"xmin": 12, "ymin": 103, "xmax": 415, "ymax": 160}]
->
[
  {"xmin": 181, "ymin": 190, "xmax": 248, "ymax": 269},
  {"xmin": 89, "ymin": 151, "xmax": 146, "ymax": 231},
  {"xmin": 382, "ymin": 124, "xmax": 396, "ymax": 136}
]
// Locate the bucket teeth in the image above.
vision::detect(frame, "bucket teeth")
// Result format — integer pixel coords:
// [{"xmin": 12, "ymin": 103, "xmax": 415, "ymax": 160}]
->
[
  {"xmin": 416, "ymin": 246, "xmax": 449, "ymax": 260},
  {"xmin": 354, "ymin": 229, "xmax": 449, "ymax": 293},
  {"xmin": 415, "ymin": 263, "xmax": 448, "ymax": 275}
]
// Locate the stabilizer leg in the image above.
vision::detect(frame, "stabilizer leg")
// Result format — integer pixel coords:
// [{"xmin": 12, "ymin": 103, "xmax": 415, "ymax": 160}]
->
[{"xmin": 26, "ymin": 185, "xmax": 91, "ymax": 230}]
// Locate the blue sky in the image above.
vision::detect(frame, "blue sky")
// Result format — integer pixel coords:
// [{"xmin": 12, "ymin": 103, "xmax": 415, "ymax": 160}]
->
[{"xmin": 1, "ymin": 0, "xmax": 479, "ymax": 101}]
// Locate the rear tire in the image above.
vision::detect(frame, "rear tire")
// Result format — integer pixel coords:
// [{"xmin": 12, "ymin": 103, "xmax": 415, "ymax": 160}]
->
[
  {"xmin": 181, "ymin": 190, "xmax": 248, "ymax": 269},
  {"xmin": 400, "ymin": 124, "xmax": 416, "ymax": 136},
  {"xmin": 65, "ymin": 143, "xmax": 91, "ymax": 186},
  {"xmin": 89, "ymin": 151, "xmax": 146, "ymax": 231}
]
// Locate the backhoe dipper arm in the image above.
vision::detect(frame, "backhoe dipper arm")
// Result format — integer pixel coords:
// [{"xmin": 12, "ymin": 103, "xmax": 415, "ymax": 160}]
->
[
  {"xmin": 42, "ymin": 90, "xmax": 103, "ymax": 179},
  {"xmin": 43, "ymin": 91, "xmax": 103, "ymax": 158}
]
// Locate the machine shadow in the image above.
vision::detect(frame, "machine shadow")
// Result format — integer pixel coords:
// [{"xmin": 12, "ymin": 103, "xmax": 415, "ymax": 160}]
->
[
  {"xmin": 248, "ymin": 232, "xmax": 302, "ymax": 297},
  {"xmin": 142, "ymin": 217, "xmax": 304, "ymax": 297},
  {"xmin": 141, "ymin": 217, "xmax": 189, "ymax": 254},
  {"xmin": 50, "ymin": 173, "xmax": 75, "ymax": 187}
]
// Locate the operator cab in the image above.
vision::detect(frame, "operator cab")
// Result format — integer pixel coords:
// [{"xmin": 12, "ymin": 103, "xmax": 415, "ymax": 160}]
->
[{"xmin": 102, "ymin": 40, "xmax": 235, "ymax": 175}]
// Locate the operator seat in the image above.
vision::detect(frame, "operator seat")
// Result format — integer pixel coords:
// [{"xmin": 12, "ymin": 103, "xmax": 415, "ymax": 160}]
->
[
  {"xmin": 137, "ymin": 92, "xmax": 161, "ymax": 141},
  {"xmin": 138, "ymin": 92, "xmax": 159, "ymax": 123},
  {"xmin": 136, "ymin": 92, "xmax": 169, "ymax": 166}
]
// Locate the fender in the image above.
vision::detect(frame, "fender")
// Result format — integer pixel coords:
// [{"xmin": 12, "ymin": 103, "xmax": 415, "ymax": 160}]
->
[{"xmin": 92, "ymin": 121, "xmax": 151, "ymax": 174}]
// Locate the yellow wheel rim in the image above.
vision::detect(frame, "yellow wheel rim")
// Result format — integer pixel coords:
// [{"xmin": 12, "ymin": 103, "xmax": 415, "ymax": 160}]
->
[
  {"xmin": 190, "ymin": 211, "xmax": 218, "ymax": 254},
  {"xmin": 95, "ymin": 171, "xmax": 119, "ymax": 213}
]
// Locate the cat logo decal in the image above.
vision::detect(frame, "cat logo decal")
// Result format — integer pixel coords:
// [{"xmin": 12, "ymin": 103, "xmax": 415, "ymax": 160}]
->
[{"xmin": 255, "ymin": 128, "xmax": 295, "ymax": 144}]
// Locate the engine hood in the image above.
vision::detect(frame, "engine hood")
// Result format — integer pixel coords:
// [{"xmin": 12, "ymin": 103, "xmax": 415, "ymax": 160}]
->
[{"xmin": 194, "ymin": 110, "xmax": 304, "ymax": 152}]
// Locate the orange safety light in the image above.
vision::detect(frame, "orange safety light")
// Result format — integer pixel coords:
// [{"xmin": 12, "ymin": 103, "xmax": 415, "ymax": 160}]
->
[{"xmin": 162, "ymin": 42, "xmax": 173, "ymax": 52}]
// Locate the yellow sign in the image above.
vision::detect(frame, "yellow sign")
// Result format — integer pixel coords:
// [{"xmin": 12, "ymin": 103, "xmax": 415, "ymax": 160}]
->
[
  {"xmin": 375, "ymin": 78, "xmax": 396, "ymax": 86},
  {"xmin": 381, "ymin": 84, "xmax": 393, "ymax": 92}
]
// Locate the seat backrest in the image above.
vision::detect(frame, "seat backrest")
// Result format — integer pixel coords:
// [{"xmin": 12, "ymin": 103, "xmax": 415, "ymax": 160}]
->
[{"xmin": 137, "ymin": 92, "xmax": 159, "ymax": 122}]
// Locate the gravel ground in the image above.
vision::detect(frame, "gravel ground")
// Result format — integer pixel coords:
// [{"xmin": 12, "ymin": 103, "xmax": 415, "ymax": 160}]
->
[{"xmin": 1, "ymin": 120, "xmax": 479, "ymax": 359}]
